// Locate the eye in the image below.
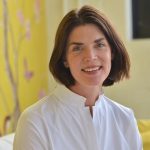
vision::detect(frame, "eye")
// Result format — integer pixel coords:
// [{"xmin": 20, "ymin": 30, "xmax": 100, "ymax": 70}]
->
[
  {"xmin": 96, "ymin": 42, "xmax": 105, "ymax": 48},
  {"xmin": 72, "ymin": 45, "xmax": 82, "ymax": 51}
]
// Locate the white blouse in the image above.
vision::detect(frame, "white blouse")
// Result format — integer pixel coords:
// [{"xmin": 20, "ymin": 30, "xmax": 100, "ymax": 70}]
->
[{"xmin": 13, "ymin": 84, "xmax": 142, "ymax": 150}]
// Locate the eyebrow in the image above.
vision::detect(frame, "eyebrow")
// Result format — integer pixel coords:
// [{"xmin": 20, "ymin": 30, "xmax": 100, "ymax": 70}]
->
[
  {"xmin": 94, "ymin": 37, "xmax": 105, "ymax": 43},
  {"xmin": 68, "ymin": 42, "xmax": 83, "ymax": 46},
  {"xmin": 68, "ymin": 37, "xmax": 105, "ymax": 47}
]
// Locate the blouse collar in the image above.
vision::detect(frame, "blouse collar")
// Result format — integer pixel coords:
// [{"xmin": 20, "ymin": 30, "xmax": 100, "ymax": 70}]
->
[{"xmin": 53, "ymin": 84, "xmax": 104, "ymax": 108}]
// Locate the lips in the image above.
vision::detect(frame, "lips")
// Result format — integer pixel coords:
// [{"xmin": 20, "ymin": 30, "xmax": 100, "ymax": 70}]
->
[{"xmin": 81, "ymin": 66, "xmax": 102, "ymax": 72}]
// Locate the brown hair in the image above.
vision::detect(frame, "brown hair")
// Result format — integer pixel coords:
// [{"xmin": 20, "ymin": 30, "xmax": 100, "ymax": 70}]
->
[{"xmin": 49, "ymin": 5, "xmax": 130, "ymax": 87}]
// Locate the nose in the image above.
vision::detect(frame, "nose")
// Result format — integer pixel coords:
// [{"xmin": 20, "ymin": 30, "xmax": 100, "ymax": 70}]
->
[{"xmin": 83, "ymin": 48, "xmax": 97, "ymax": 62}]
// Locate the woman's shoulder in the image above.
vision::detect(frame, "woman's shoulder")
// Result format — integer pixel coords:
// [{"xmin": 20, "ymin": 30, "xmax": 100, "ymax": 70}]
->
[
  {"xmin": 101, "ymin": 95, "xmax": 138, "ymax": 135},
  {"xmin": 102, "ymin": 95, "xmax": 135, "ymax": 121},
  {"xmin": 18, "ymin": 93, "xmax": 59, "ymax": 123}
]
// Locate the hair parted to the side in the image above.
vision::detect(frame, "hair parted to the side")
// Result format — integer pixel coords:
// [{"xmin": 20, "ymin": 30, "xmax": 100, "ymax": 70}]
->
[{"xmin": 49, "ymin": 5, "xmax": 130, "ymax": 87}]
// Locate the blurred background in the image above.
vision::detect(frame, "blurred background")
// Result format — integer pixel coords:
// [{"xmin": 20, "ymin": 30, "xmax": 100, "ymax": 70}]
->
[{"xmin": 0, "ymin": 0, "xmax": 150, "ymax": 137}]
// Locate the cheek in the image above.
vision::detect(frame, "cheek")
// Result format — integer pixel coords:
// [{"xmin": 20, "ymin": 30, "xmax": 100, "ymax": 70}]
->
[
  {"xmin": 102, "ymin": 52, "xmax": 111, "ymax": 63},
  {"xmin": 67, "ymin": 55, "xmax": 81, "ymax": 68},
  {"xmin": 69, "ymin": 61, "xmax": 80, "ymax": 73},
  {"xmin": 67, "ymin": 58, "xmax": 81, "ymax": 75},
  {"xmin": 67, "ymin": 57, "xmax": 75, "ymax": 68},
  {"xmin": 106, "ymin": 52, "xmax": 112, "ymax": 63},
  {"xmin": 107, "ymin": 57, "xmax": 112, "ymax": 70},
  {"xmin": 102, "ymin": 54, "xmax": 112, "ymax": 72}
]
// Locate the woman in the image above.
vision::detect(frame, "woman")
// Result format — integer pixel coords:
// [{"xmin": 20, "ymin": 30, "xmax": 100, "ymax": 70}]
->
[{"xmin": 13, "ymin": 5, "xmax": 142, "ymax": 150}]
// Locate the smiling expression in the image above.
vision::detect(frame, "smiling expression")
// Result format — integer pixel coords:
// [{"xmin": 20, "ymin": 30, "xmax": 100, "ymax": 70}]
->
[{"xmin": 65, "ymin": 24, "xmax": 112, "ymax": 89}]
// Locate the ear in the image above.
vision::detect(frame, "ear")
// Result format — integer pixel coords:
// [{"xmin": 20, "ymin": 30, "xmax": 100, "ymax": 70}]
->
[{"xmin": 64, "ymin": 61, "xmax": 69, "ymax": 68}]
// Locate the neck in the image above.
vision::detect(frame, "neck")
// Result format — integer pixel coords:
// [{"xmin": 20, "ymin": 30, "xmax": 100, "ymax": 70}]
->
[{"xmin": 69, "ymin": 84, "xmax": 102, "ymax": 107}]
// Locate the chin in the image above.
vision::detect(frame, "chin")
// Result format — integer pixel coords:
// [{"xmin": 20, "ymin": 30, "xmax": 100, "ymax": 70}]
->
[{"xmin": 83, "ymin": 81, "xmax": 102, "ymax": 87}]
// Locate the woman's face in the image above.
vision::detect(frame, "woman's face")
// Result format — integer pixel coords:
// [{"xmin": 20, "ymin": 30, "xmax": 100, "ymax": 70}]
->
[{"xmin": 65, "ymin": 24, "xmax": 112, "ymax": 88}]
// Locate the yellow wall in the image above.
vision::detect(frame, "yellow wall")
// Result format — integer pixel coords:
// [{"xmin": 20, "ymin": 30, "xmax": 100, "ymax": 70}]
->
[
  {"xmin": 46, "ymin": 0, "xmax": 150, "ymax": 119},
  {"xmin": 0, "ymin": 0, "xmax": 48, "ymax": 135}
]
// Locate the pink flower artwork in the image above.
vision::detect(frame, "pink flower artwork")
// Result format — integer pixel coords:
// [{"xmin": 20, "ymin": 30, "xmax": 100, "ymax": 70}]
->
[
  {"xmin": 17, "ymin": 10, "xmax": 24, "ymax": 25},
  {"xmin": 38, "ymin": 89, "xmax": 46, "ymax": 99},
  {"xmin": 25, "ymin": 20, "xmax": 31, "ymax": 40},
  {"xmin": 23, "ymin": 58, "xmax": 34, "ymax": 81},
  {"xmin": 34, "ymin": 0, "xmax": 41, "ymax": 23},
  {"xmin": 1, "ymin": 0, "xmax": 45, "ymax": 136}
]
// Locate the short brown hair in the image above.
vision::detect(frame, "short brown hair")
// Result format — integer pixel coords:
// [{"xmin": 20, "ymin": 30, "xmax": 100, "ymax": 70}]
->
[{"xmin": 49, "ymin": 5, "xmax": 130, "ymax": 87}]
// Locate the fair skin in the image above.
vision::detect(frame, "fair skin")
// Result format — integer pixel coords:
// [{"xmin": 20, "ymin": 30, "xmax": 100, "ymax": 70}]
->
[{"xmin": 65, "ymin": 24, "xmax": 112, "ymax": 110}]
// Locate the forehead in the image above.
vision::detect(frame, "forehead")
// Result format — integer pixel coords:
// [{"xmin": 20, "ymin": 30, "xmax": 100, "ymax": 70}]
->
[{"xmin": 68, "ymin": 24, "xmax": 105, "ymax": 42}]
